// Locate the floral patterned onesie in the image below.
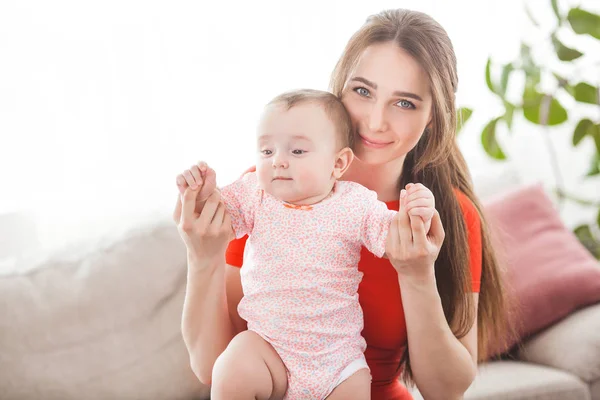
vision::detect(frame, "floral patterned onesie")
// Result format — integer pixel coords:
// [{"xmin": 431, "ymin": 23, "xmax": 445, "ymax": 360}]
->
[{"xmin": 220, "ymin": 171, "xmax": 397, "ymax": 399}]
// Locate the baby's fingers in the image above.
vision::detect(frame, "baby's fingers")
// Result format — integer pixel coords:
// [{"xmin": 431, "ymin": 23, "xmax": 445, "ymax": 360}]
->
[
  {"xmin": 196, "ymin": 161, "xmax": 208, "ymax": 176},
  {"xmin": 183, "ymin": 169, "xmax": 202, "ymax": 189},
  {"xmin": 176, "ymin": 174, "xmax": 189, "ymax": 194},
  {"xmin": 405, "ymin": 197, "xmax": 433, "ymax": 210},
  {"xmin": 406, "ymin": 187, "xmax": 434, "ymax": 207},
  {"xmin": 408, "ymin": 206, "xmax": 435, "ymax": 220},
  {"xmin": 190, "ymin": 165, "xmax": 203, "ymax": 186}
]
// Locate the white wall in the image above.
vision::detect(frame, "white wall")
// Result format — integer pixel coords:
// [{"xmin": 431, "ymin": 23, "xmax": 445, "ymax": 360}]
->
[{"xmin": 0, "ymin": 0, "xmax": 598, "ymax": 255}]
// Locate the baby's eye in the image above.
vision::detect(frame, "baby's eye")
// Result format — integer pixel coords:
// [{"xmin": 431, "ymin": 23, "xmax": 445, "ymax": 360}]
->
[
  {"xmin": 291, "ymin": 149, "xmax": 306, "ymax": 155},
  {"xmin": 354, "ymin": 87, "xmax": 370, "ymax": 97},
  {"xmin": 261, "ymin": 149, "xmax": 272, "ymax": 156},
  {"xmin": 396, "ymin": 100, "xmax": 415, "ymax": 109}
]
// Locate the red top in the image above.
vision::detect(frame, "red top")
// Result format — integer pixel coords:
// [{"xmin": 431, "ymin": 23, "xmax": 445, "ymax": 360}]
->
[{"xmin": 225, "ymin": 171, "xmax": 482, "ymax": 399}]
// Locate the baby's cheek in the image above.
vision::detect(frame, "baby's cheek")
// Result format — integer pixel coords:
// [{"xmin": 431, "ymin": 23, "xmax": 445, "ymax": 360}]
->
[
  {"xmin": 255, "ymin": 168, "xmax": 271, "ymax": 191},
  {"xmin": 297, "ymin": 167, "xmax": 322, "ymax": 190}
]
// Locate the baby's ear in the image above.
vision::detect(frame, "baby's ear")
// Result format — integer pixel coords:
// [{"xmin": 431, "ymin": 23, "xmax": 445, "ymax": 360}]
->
[{"xmin": 333, "ymin": 147, "xmax": 354, "ymax": 179}]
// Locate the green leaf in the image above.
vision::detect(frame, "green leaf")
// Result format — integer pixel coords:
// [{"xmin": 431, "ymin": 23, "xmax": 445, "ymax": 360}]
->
[
  {"xmin": 574, "ymin": 225, "xmax": 593, "ymax": 240},
  {"xmin": 551, "ymin": 0, "xmax": 562, "ymax": 22},
  {"xmin": 573, "ymin": 82, "xmax": 598, "ymax": 104},
  {"xmin": 500, "ymin": 64, "xmax": 514, "ymax": 96},
  {"xmin": 481, "ymin": 118, "xmax": 506, "ymax": 160},
  {"xmin": 573, "ymin": 118, "xmax": 594, "ymax": 146},
  {"xmin": 503, "ymin": 101, "xmax": 515, "ymax": 130},
  {"xmin": 485, "ymin": 57, "xmax": 496, "ymax": 94},
  {"xmin": 573, "ymin": 224, "xmax": 600, "ymax": 259},
  {"xmin": 568, "ymin": 8, "xmax": 600, "ymax": 39},
  {"xmin": 545, "ymin": 97, "xmax": 568, "ymax": 125},
  {"xmin": 597, "ymin": 209, "xmax": 600, "ymax": 230},
  {"xmin": 572, "ymin": 120, "xmax": 600, "ymax": 150},
  {"xmin": 586, "ymin": 153, "xmax": 600, "ymax": 176},
  {"xmin": 551, "ymin": 35, "xmax": 583, "ymax": 61},
  {"xmin": 456, "ymin": 107, "xmax": 473, "ymax": 135},
  {"xmin": 565, "ymin": 86, "xmax": 576, "ymax": 97},
  {"xmin": 525, "ymin": 4, "xmax": 540, "ymax": 26},
  {"xmin": 522, "ymin": 88, "xmax": 568, "ymax": 126}
]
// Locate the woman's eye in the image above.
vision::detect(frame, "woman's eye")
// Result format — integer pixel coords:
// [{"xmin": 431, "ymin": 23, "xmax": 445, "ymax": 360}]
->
[
  {"xmin": 354, "ymin": 87, "xmax": 370, "ymax": 97},
  {"xmin": 397, "ymin": 100, "xmax": 415, "ymax": 109},
  {"xmin": 292, "ymin": 149, "xmax": 305, "ymax": 155}
]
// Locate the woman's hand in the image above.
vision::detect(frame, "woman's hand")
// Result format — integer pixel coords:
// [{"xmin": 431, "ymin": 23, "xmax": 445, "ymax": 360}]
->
[
  {"xmin": 175, "ymin": 187, "xmax": 234, "ymax": 267},
  {"xmin": 385, "ymin": 183, "xmax": 445, "ymax": 281}
]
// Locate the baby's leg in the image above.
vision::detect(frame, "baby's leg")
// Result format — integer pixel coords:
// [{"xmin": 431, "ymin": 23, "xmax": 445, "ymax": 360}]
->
[
  {"xmin": 325, "ymin": 368, "xmax": 371, "ymax": 400},
  {"xmin": 211, "ymin": 330, "xmax": 288, "ymax": 400}
]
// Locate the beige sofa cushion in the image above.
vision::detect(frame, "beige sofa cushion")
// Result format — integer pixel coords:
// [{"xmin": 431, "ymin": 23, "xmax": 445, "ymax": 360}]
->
[
  {"xmin": 591, "ymin": 380, "xmax": 600, "ymax": 400},
  {"xmin": 518, "ymin": 302, "xmax": 600, "ymax": 384},
  {"xmin": 464, "ymin": 361, "xmax": 590, "ymax": 400},
  {"xmin": 0, "ymin": 218, "xmax": 209, "ymax": 400}
]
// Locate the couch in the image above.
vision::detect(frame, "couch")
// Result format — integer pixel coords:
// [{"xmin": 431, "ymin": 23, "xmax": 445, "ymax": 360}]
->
[
  {"xmin": 414, "ymin": 303, "xmax": 600, "ymax": 400},
  {"xmin": 1, "ymin": 173, "xmax": 599, "ymax": 400}
]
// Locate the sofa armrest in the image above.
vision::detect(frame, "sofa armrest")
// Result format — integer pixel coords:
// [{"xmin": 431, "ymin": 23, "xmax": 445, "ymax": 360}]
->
[{"xmin": 517, "ymin": 302, "xmax": 600, "ymax": 383}]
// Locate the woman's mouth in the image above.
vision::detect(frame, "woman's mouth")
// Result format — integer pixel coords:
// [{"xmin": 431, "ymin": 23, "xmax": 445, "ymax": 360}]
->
[{"xmin": 358, "ymin": 134, "xmax": 392, "ymax": 149}]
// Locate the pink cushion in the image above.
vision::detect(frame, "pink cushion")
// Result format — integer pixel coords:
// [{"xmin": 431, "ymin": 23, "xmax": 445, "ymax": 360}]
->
[{"xmin": 483, "ymin": 183, "xmax": 600, "ymax": 356}]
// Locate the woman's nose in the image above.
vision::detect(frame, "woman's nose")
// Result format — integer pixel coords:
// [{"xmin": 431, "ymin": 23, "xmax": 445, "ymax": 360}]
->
[{"xmin": 367, "ymin": 102, "xmax": 387, "ymax": 133}]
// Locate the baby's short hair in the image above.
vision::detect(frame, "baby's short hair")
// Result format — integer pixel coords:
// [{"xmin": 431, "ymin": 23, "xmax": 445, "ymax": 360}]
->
[{"xmin": 267, "ymin": 89, "xmax": 354, "ymax": 149}]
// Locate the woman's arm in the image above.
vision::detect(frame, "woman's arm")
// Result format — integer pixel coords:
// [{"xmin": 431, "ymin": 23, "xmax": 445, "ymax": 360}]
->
[
  {"xmin": 181, "ymin": 252, "xmax": 236, "ymax": 385},
  {"xmin": 386, "ymin": 188, "xmax": 477, "ymax": 399},
  {"xmin": 399, "ymin": 273, "xmax": 478, "ymax": 400},
  {"xmin": 175, "ymin": 189, "xmax": 244, "ymax": 385}
]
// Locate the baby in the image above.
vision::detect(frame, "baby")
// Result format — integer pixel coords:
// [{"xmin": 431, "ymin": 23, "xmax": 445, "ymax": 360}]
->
[{"xmin": 177, "ymin": 89, "xmax": 434, "ymax": 399}]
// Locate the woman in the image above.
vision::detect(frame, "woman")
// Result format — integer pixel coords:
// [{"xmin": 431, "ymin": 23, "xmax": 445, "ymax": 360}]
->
[{"xmin": 175, "ymin": 8, "xmax": 509, "ymax": 400}]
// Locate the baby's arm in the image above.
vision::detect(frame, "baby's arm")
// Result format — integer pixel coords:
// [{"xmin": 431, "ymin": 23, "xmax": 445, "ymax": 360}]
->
[
  {"xmin": 403, "ymin": 183, "xmax": 435, "ymax": 234},
  {"xmin": 359, "ymin": 183, "xmax": 435, "ymax": 258},
  {"xmin": 359, "ymin": 189, "xmax": 397, "ymax": 259},
  {"xmin": 176, "ymin": 162, "xmax": 257, "ymax": 238}
]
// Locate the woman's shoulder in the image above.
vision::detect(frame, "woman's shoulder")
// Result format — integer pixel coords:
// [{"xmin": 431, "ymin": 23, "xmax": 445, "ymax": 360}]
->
[{"xmin": 452, "ymin": 188, "xmax": 481, "ymax": 227}]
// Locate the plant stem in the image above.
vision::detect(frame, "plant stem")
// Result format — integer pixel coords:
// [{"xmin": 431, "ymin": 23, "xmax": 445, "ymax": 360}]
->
[
  {"xmin": 555, "ymin": 189, "xmax": 600, "ymax": 207},
  {"xmin": 542, "ymin": 127, "xmax": 566, "ymax": 204},
  {"xmin": 540, "ymin": 95, "xmax": 566, "ymax": 205}
]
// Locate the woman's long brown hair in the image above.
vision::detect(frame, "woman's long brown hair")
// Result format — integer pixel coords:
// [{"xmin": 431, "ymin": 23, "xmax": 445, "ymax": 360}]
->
[{"xmin": 330, "ymin": 9, "xmax": 514, "ymax": 384}]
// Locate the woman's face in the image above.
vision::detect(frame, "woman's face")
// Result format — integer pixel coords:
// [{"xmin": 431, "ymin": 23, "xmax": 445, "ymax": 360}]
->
[{"xmin": 341, "ymin": 42, "xmax": 433, "ymax": 165}]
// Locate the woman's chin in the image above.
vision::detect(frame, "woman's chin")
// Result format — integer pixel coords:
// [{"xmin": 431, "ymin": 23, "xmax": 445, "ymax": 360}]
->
[{"xmin": 353, "ymin": 148, "xmax": 394, "ymax": 166}]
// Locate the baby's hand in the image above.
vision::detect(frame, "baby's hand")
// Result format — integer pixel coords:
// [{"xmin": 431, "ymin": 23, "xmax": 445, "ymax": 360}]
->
[
  {"xmin": 176, "ymin": 161, "xmax": 217, "ymax": 213},
  {"xmin": 403, "ymin": 183, "xmax": 435, "ymax": 234}
]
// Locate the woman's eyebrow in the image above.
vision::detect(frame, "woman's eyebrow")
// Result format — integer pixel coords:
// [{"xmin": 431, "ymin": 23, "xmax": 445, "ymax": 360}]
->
[
  {"xmin": 350, "ymin": 76, "xmax": 423, "ymax": 102},
  {"xmin": 351, "ymin": 76, "xmax": 377, "ymax": 89},
  {"xmin": 393, "ymin": 90, "xmax": 423, "ymax": 102}
]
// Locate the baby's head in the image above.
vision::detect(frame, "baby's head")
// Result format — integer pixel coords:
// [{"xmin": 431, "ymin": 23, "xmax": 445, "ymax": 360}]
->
[{"xmin": 256, "ymin": 89, "xmax": 354, "ymax": 205}]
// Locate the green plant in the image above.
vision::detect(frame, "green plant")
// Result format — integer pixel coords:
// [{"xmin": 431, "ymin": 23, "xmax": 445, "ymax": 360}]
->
[{"xmin": 457, "ymin": 1, "xmax": 600, "ymax": 258}]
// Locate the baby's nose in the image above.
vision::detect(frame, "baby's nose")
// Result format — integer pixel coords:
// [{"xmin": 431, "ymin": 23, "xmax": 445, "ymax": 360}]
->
[{"xmin": 272, "ymin": 156, "xmax": 289, "ymax": 169}]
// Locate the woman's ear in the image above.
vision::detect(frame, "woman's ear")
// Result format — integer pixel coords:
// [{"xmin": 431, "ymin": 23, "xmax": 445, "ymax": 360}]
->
[{"xmin": 332, "ymin": 147, "xmax": 354, "ymax": 179}]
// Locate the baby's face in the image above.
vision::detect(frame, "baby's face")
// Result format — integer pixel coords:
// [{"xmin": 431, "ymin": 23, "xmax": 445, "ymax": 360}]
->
[{"xmin": 256, "ymin": 102, "xmax": 340, "ymax": 205}]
